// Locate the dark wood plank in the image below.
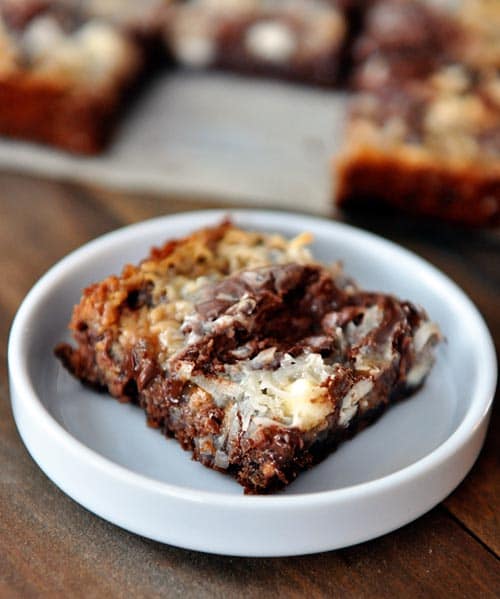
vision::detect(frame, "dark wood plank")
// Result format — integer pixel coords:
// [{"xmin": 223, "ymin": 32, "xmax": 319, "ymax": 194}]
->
[
  {"xmin": 86, "ymin": 186, "xmax": 234, "ymax": 221},
  {"xmin": 442, "ymin": 398, "xmax": 500, "ymax": 557}
]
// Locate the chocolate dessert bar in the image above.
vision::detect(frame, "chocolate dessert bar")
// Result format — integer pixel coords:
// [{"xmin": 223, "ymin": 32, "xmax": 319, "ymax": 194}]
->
[
  {"xmin": 55, "ymin": 222, "xmax": 441, "ymax": 493},
  {"xmin": 164, "ymin": 0, "xmax": 349, "ymax": 86},
  {"xmin": 336, "ymin": 65, "xmax": 500, "ymax": 226},
  {"xmin": 0, "ymin": 1, "xmax": 142, "ymax": 153},
  {"xmin": 337, "ymin": 0, "xmax": 500, "ymax": 226}
]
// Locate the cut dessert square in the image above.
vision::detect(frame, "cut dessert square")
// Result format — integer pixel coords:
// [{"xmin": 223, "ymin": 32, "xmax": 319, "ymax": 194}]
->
[
  {"xmin": 164, "ymin": 0, "xmax": 349, "ymax": 86},
  {"xmin": 0, "ymin": 1, "xmax": 143, "ymax": 153},
  {"xmin": 337, "ymin": 0, "xmax": 500, "ymax": 226},
  {"xmin": 336, "ymin": 65, "xmax": 500, "ymax": 226},
  {"xmin": 55, "ymin": 221, "xmax": 441, "ymax": 494}
]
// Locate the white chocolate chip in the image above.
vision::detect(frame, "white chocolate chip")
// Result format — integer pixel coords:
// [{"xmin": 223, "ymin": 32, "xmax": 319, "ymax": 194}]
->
[
  {"xmin": 22, "ymin": 16, "xmax": 65, "ymax": 60},
  {"xmin": 245, "ymin": 20, "xmax": 296, "ymax": 64}
]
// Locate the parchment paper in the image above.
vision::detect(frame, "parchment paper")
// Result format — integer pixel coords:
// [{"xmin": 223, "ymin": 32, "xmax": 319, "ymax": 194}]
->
[{"xmin": 0, "ymin": 71, "xmax": 348, "ymax": 215}]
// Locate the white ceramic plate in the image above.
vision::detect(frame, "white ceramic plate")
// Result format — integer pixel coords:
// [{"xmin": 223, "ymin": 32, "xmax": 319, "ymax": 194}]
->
[{"xmin": 8, "ymin": 210, "xmax": 496, "ymax": 557}]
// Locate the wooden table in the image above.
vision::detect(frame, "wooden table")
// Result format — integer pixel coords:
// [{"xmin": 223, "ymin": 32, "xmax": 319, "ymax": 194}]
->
[{"xmin": 1, "ymin": 170, "xmax": 498, "ymax": 598}]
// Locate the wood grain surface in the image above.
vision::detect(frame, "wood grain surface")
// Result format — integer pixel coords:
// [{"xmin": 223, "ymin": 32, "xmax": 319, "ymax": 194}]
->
[{"xmin": 0, "ymin": 170, "xmax": 498, "ymax": 598}]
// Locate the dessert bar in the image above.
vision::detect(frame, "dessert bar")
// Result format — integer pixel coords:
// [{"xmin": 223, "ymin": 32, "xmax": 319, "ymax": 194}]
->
[
  {"xmin": 337, "ymin": 0, "xmax": 500, "ymax": 226},
  {"xmin": 56, "ymin": 222, "xmax": 441, "ymax": 493},
  {"xmin": 0, "ymin": 1, "xmax": 142, "ymax": 153}
]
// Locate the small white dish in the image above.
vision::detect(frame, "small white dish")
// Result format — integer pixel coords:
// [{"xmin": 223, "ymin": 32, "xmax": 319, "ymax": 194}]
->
[{"xmin": 8, "ymin": 210, "xmax": 496, "ymax": 557}]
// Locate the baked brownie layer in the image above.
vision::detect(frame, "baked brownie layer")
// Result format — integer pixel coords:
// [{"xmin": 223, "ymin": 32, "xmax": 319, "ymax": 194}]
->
[
  {"xmin": 336, "ymin": 147, "xmax": 500, "ymax": 227},
  {"xmin": 55, "ymin": 222, "xmax": 441, "ymax": 493}
]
